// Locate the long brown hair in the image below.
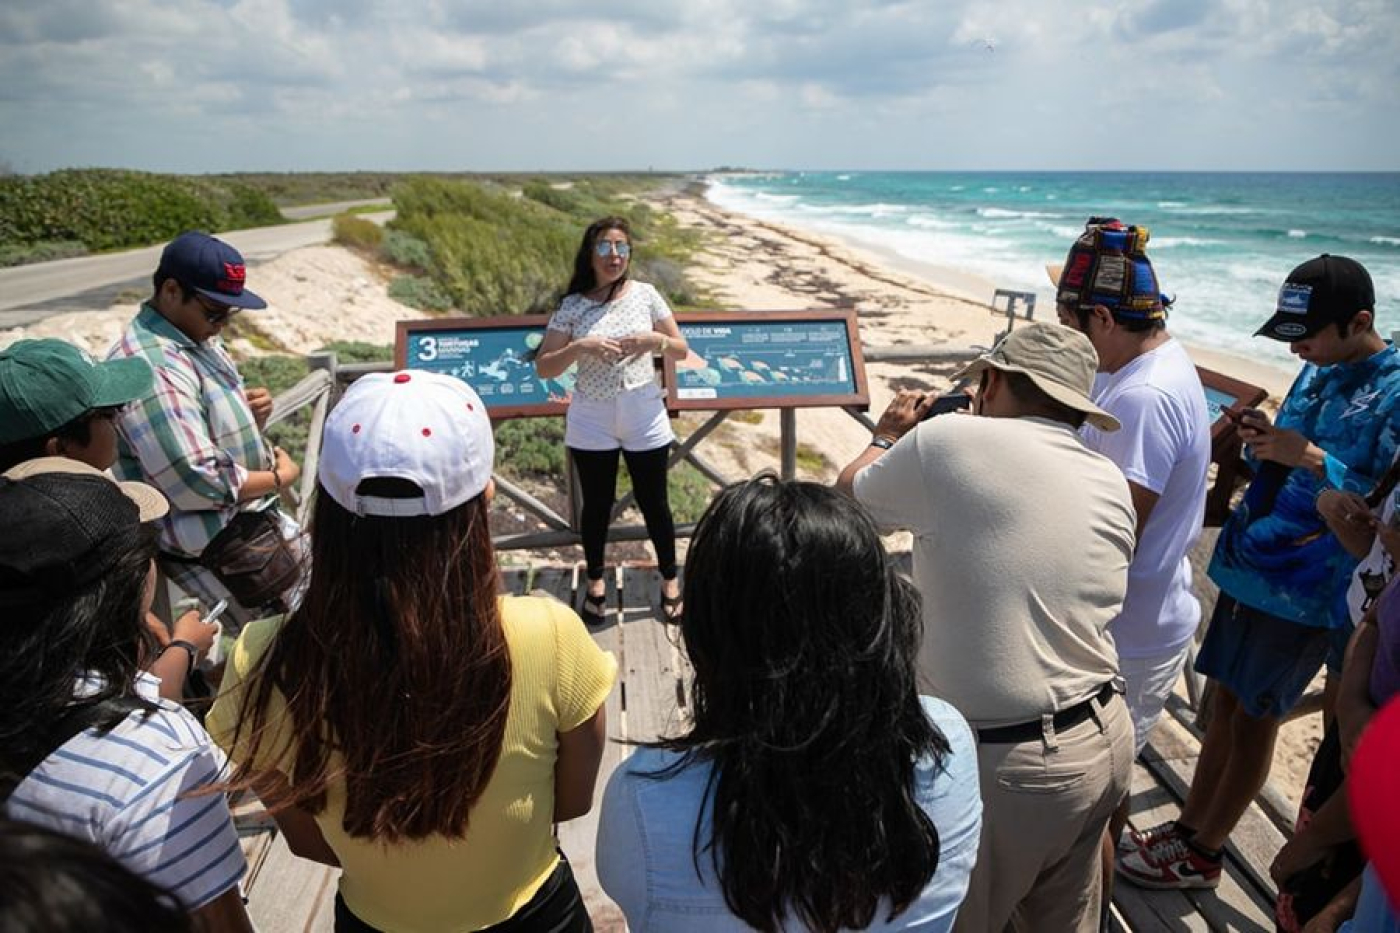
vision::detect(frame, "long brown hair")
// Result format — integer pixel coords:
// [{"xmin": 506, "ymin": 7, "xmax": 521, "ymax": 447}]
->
[{"xmin": 227, "ymin": 482, "xmax": 511, "ymax": 842}]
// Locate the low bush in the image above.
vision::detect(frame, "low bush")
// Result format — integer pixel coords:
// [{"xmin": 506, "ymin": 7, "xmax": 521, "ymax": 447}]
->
[
  {"xmin": 380, "ymin": 230, "xmax": 432, "ymax": 269},
  {"xmin": 331, "ymin": 213, "xmax": 383, "ymax": 250},
  {"xmin": 0, "ymin": 169, "xmax": 282, "ymax": 254},
  {"xmin": 0, "ymin": 239, "xmax": 88, "ymax": 267},
  {"xmin": 387, "ymin": 274, "xmax": 454, "ymax": 312}
]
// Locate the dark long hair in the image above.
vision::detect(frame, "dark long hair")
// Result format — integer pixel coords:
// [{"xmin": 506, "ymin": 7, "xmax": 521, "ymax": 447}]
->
[
  {"xmin": 0, "ymin": 521, "xmax": 159, "ymax": 778},
  {"xmin": 651, "ymin": 475, "xmax": 949, "ymax": 933},
  {"xmin": 565, "ymin": 216, "xmax": 631, "ymax": 300},
  {"xmin": 226, "ymin": 481, "xmax": 511, "ymax": 842}
]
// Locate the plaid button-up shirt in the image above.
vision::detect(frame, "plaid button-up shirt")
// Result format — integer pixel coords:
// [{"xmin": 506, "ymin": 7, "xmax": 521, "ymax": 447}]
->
[{"xmin": 108, "ymin": 304, "xmax": 275, "ymax": 557}]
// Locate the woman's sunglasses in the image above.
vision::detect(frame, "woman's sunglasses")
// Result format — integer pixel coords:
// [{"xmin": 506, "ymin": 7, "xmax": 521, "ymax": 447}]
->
[{"xmin": 594, "ymin": 241, "xmax": 632, "ymax": 259}]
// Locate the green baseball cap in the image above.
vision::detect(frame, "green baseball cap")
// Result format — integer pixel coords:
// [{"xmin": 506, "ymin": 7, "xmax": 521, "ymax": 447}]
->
[{"xmin": 0, "ymin": 340, "xmax": 154, "ymax": 445}]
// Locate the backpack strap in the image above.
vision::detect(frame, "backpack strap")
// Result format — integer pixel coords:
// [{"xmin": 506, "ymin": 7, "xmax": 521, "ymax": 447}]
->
[{"xmin": 0, "ymin": 695, "xmax": 151, "ymax": 804}]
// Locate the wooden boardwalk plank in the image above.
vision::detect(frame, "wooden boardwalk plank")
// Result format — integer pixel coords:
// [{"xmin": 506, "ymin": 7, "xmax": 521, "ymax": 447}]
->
[{"xmin": 245, "ymin": 829, "xmax": 340, "ymax": 933}]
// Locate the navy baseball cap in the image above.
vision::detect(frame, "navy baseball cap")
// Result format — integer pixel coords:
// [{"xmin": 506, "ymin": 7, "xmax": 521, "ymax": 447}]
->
[
  {"xmin": 156, "ymin": 231, "xmax": 267, "ymax": 309},
  {"xmin": 1255, "ymin": 255, "xmax": 1374, "ymax": 342}
]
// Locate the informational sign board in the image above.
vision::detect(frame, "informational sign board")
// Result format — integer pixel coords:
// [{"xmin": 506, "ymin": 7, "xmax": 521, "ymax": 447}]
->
[
  {"xmin": 1196, "ymin": 365, "xmax": 1269, "ymax": 526},
  {"xmin": 395, "ymin": 315, "xmax": 567, "ymax": 419},
  {"xmin": 664, "ymin": 310, "xmax": 869, "ymax": 411}
]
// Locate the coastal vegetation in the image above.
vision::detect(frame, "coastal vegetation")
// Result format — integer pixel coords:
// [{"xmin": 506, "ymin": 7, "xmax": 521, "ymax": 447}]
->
[
  {"xmin": 329, "ymin": 174, "xmax": 702, "ymax": 317},
  {"xmin": 0, "ymin": 169, "xmax": 281, "ymax": 266}
]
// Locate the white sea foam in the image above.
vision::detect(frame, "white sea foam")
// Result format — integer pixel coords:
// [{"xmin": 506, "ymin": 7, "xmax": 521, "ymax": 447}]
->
[
  {"xmin": 983, "ymin": 187, "xmax": 999, "ymax": 193},
  {"xmin": 1151, "ymin": 236, "xmax": 1224, "ymax": 248},
  {"xmin": 836, "ymin": 174, "xmax": 852, "ymax": 181},
  {"xmin": 977, "ymin": 207, "xmax": 1063, "ymax": 220},
  {"xmin": 1157, "ymin": 201, "xmax": 1187, "ymax": 208},
  {"xmin": 950, "ymin": 185, "xmax": 965, "ymax": 191},
  {"xmin": 1372, "ymin": 236, "xmax": 1400, "ymax": 247},
  {"xmin": 755, "ymin": 192, "xmax": 800, "ymax": 204},
  {"xmin": 1287, "ymin": 229, "xmax": 1307, "ymax": 238}
]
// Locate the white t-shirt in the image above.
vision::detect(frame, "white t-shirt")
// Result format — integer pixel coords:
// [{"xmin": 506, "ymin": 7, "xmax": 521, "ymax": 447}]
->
[
  {"xmin": 1080, "ymin": 339, "xmax": 1212, "ymax": 659},
  {"xmin": 854, "ymin": 414, "xmax": 1135, "ymax": 727},
  {"xmin": 546, "ymin": 281, "xmax": 672, "ymax": 401},
  {"xmin": 1347, "ymin": 470, "xmax": 1400, "ymax": 624},
  {"xmin": 4, "ymin": 673, "xmax": 245, "ymax": 909}
]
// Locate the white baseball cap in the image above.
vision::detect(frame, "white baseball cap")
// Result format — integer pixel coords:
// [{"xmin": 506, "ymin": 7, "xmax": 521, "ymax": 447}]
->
[{"xmin": 319, "ymin": 370, "xmax": 495, "ymax": 517}]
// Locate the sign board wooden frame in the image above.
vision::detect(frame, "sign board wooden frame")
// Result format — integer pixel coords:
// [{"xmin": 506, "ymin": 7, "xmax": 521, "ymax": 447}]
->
[
  {"xmin": 663, "ymin": 310, "xmax": 870, "ymax": 412},
  {"xmin": 395, "ymin": 315, "xmax": 566, "ymax": 420},
  {"xmin": 1196, "ymin": 365, "xmax": 1269, "ymax": 527}
]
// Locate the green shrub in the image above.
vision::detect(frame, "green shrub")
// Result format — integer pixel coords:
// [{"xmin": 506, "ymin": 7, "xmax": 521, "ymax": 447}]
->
[
  {"xmin": 388, "ymin": 274, "xmax": 454, "ymax": 312},
  {"xmin": 380, "ymin": 230, "xmax": 432, "ymax": 269},
  {"xmin": 318, "ymin": 341, "xmax": 393, "ymax": 364},
  {"xmin": 238, "ymin": 355, "xmax": 313, "ymax": 464},
  {"xmin": 0, "ymin": 169, "xmax": 282, "ymax": 254},
  {"xmin": 495, "ymin": 418, "xmax": 567, "ymax": 480},
  {"xmin": 0, "ymin": 239, "xmax": 87, "ymax": 267},
  {"xmin": 331, "ymin": 212, "xmax": 383, "ymax": 250}
]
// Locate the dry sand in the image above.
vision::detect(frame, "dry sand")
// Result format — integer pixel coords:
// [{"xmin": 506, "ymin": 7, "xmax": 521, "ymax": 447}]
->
[{"xmin": 0, "ymin": 189, "xmax": 1318, "ymax": 813}]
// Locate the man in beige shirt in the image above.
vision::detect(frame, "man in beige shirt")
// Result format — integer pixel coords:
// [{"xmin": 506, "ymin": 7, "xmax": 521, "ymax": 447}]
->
[{"xmin": 837, "ymin": 322, "xmax": 1136, "ymax": 933}]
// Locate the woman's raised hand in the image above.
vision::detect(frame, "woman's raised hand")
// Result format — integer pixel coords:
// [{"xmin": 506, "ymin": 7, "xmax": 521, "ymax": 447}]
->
[
  {"xmin": 580, "ymin": 335, "xmax": 624, "ymax": 363},
  {"xmin": 616, "ymin": 332, "xmax": 664, "ymax": 359}
]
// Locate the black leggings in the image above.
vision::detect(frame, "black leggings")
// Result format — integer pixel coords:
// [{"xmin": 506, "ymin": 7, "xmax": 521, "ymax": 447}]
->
[
  {"xmin": 570, "ymin": 444, "xmax": 677, "ymax": 581},
  {"xmin": 334, "ymin": 855, "xmax": 592, "ymax": 932}
]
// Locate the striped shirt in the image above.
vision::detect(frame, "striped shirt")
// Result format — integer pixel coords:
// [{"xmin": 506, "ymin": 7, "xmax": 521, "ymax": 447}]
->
[
  {"xmin": 4, "ymin": 673, "xmax": 246, "ymax": 909},
  {"xmin": 108, "ymin": 304, "xmax": 276, "ymax": 557}
]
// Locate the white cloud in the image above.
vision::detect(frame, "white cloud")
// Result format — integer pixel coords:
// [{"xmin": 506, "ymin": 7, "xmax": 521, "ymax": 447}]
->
[{"xmin": 0, "ymin": 0, "xmax": 1396, "ymax": 172}]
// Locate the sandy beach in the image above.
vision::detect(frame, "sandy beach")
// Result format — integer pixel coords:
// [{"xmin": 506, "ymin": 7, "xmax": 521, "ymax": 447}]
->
[{"xmin": 0, "ymin": 186, "xmax": 1319, "ymax": 811}]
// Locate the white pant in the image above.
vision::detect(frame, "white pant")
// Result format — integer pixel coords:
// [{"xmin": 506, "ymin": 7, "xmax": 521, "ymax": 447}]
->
[
  {"xmin": 565, "ymin": 383, "xmax": 674, "ymax": 452},
  {"xmin": 1120, "ymin": 643, "xmax": 1192, "ymax": 757}
]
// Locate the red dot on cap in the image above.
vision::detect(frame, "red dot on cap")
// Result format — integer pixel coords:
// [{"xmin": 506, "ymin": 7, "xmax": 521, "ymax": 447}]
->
[
  {"xmin": 466, "ymin": 403, "xmax": 475, "ymax": 412},
  {"xmin": 422, "ymin": 427, "xmax": 432, "ymax": 437},
  {"xmin": 394, "ymin": 373, "xmax": 411, "ymax": 384},
  {"xmin": 352, "ymin": 424, "xmax": 361, "ymax": 434}
]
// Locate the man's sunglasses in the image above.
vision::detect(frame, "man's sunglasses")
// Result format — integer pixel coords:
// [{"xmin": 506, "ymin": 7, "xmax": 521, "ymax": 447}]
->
[
  {"xmin": 193, "ymin": 292, "xmax": 240, "ymax": 325},
  {"xmin": 594, "ymin": 241, "xmax": 631, "ymax": 258}
]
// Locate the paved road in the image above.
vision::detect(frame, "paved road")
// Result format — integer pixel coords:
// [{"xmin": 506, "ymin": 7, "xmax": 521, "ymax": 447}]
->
[
  {"xmin": 0, "ymin": 210, "xmax": 393, "ymax": 328},
  {"xmin": 280, "ymin": 198, "xmax": 392, "ymax": 220}
]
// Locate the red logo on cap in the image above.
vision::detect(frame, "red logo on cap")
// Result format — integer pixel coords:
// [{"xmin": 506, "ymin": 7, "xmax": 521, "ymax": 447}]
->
[{"xmin": 217, "ymin": 262, "xmax": 246, "ymax": 294}]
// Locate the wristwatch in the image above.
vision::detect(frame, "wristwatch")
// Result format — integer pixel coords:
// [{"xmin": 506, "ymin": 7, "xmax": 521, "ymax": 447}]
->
[
  {"xmin": 163, "ymin": 639, "xmax": 199, "ymax": 678},
  {"xmin": 870, "ymin": 435, "xmax": 896, "ymax": 450}
]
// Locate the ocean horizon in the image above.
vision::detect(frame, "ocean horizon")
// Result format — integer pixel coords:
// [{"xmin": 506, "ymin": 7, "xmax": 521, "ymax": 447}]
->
[{"xmin": 705, "ymin": 171, "xmax": 1400, "ymax": 366}]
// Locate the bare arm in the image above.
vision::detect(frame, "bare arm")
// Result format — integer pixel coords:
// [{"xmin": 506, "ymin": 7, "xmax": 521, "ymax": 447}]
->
[
  {"xmin": 554, "ymin": 706, "xmax": 607, "ymax": 823},
  {"xmin": 251, "ymin": 772, "xmax": 340, "ymax": 867},
  {"xmin": 1127, "ymin": 481, "xmax": 1159, "ymax": 543},
  {"xmin": 190, "ymin": 887, "xmax": 256, "ymax": 933},
  {"xmin": 1337, "ymin": 604, "xmax": 1381, "ymax": 766},
  {"xmin": 236, "ymin": 447, "xmax": 301, "ymax": 503},
  {"xmin": 835, "ymin": 389, "xmax": 935, "ymax": 495},
  {"xmin": 534, "ymin": 328, "xmax": 621, "ymax": 379}
]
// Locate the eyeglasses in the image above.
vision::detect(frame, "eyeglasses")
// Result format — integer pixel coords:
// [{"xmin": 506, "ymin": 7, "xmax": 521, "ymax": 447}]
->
[
  {"xmin": 594, "ymin": 240, "xmax": 632, "ymax": 259},
  {"xmin": 193, "ymin": 292, "xmax": 239, "ymax": 325}
]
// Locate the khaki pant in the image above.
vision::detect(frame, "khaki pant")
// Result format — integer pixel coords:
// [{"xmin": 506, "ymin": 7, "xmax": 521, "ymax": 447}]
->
[{"xmin": 953, "ymin": 691, "xmax": 1133, "ymax": 933}]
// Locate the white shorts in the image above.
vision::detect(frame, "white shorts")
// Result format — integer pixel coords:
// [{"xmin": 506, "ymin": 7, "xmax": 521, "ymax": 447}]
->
[
  {"xmin": 1121, "ymin": 643, "xmax": 1192, "ymax": 757},
  {"xmin": 565, "ymin": 383, "xmax": 675, "ymax": 452}
]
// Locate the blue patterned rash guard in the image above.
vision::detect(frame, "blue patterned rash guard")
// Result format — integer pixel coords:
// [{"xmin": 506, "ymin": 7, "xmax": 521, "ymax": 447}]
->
[{"xmin": 1209, "ymin": 344, "xmax": 1400, "ymax": 630}]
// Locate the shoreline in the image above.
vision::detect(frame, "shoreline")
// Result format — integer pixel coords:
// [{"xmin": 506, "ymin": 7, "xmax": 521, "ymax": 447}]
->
[{"xmin": 691, "ymin": 182, "xmax": 1299, "ymax": 403}]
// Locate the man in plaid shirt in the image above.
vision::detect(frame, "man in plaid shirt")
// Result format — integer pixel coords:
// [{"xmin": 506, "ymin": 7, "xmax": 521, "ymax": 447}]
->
[{"xmin": 109, "ymin": 231, "xmax": 305, "ymax": 630}]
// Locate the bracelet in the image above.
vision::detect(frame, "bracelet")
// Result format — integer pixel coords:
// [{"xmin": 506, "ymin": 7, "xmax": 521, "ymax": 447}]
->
[
  {"xmin": 870, "ymin": 435, "xmax": 897, "ymax": 450},
  {"xmin": 658, "ymin": 335, "xmax": 669, "ymax": 354},
  {"xmin": 162, "ymin": 640, "xmax": 199, "ymax": 678},
  {"xmin": 272, "ymin": 468, "xmax": 282, "ymax": 491}
]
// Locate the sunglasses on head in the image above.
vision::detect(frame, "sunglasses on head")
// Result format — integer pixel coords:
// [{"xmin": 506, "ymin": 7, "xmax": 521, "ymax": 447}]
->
[
  {"xmin": 594, "ymin": 240, "xmax": 631, "ymax": 258},
  {"xmin": 193, "ymin": 292, "xmax": 239, "ymax": 325}
]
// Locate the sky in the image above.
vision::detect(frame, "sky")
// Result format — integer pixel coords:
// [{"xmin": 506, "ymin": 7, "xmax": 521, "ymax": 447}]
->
[{"xmin": 2, "ymin": 0, "xmax": 1398, "ymax": 174}]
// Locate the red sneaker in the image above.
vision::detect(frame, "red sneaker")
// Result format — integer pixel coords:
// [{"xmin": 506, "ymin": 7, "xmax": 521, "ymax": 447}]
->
[
  {"xmin": 1116, "ymin": 834, "xmax": 1222, "ymax": 890},
  {"xmin": 1120, "ymin": 820, "xmax": 1183, "ymax": 855}
]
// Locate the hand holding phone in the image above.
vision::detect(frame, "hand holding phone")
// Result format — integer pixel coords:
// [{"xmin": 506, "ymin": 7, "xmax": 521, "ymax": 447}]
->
[{"xmin": 919, "ymin": 393, "xmax": 972, "ymax": 421}]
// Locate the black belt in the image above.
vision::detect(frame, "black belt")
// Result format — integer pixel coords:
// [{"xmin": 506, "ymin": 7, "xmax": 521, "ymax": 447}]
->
[{"xmin": 976, "ymin": 682, "xmax": 1118, "ymax": 745}]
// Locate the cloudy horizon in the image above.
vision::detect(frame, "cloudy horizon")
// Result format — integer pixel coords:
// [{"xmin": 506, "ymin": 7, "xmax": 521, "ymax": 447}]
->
[{"xmin": 3, "ymin": 0, "xmax": 1398, "ymax": 175}]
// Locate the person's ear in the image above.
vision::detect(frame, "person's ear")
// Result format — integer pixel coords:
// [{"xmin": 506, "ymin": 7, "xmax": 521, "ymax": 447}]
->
[
  {"xmin": 43, "ymin": 436, "xmax": 65, "ymax": 456},
  {"xmin": 1091, "ymin": 304, "xmax": 1115, "ymax": 332},
  {"xmin": 483, "ymin": 478, "xmax": 496, "ymax": 505},
  {"xmin": 1351, "ymin": 309, "xmax": 1375, "ymax": 335}
]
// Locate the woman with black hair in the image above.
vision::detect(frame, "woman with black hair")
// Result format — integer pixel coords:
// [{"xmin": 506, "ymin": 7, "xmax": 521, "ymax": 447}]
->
[
  {"xmin": 0, "ymin": 458, "xmax": 250, "ymax": 931},
  {"xmin": 535, "ymin": 216, "xmax": 689, "ymax": 623},
  {"xmin": 596, "ymin": 476, "xmax": 982, "ymax": 932}
]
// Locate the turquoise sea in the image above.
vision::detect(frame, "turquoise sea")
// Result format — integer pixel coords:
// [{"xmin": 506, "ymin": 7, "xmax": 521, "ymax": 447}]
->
[{"xmin": 707, "ymin": 172, "xmax": 1400, "ymax": 365}]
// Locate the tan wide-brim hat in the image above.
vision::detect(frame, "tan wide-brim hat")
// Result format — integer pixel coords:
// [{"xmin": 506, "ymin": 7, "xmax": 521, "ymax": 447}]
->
[
  {"xmin": 2, "ymin": 456, "xmax": 169, "ymax": 521},
  {"xmin": 954, "ymin": 322, "xmax": 1120, "ymax": 432}
]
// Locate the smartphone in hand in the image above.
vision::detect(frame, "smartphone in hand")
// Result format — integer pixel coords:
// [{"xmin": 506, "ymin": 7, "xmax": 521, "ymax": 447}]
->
[{"xmin": 920, "ymin": 393, "xmax": 972, "ymax": 420}]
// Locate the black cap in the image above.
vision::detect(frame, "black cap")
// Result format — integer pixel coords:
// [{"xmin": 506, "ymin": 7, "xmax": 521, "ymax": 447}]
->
[
  {"xmin": 0, "ymin": 473, "xmax": 141, "ymax": 607},
  {"xmin": 156, "ymin": 231, "xmax": 267, "ymax": 310},
  {"xmin": 1255, "ymin": 254, "xmax": 1375, "ymax": 342}
]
